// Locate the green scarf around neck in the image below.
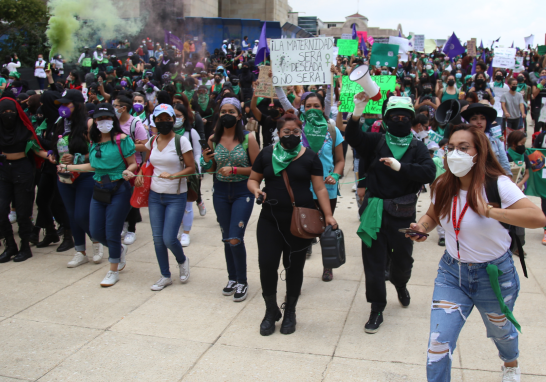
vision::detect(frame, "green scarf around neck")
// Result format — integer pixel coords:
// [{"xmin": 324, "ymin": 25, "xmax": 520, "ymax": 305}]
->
[
  {"xmin": 385, "ymin": 132, "xmax": 413, "ymax": 160},
  {"xmin": 287, "ymin": 92, "xmax": 296, "ymax": 104},
  {"xmin": 271, "ymin": 142, "xmax": 302, "ymax": 176},
  {"xmin": 197, "ymin": 94, "xmax": 209, "ymax": 112},
  {"xmin": 302, "ymin": 109, "xmax": 328, "ymax": 153},
  {"xmin": 516, "ymin": 83, "xmax": 526, "ymax": 93},
  {"xmin": 184, "ymin": 89, "xmax": 195, "ymax": 101},
  {"xmin": 232, "ymin": 85, "xmax": 240, "ymax": 95},
  {"xmin": 507, "ymin": 147, "xmax": 524, "ymax": 163},
  {"xmin": 493, "ymin": 81, "xmax": 504, "ymax": 88},
  {"xmin": 174, "ymin": 127, "xmax": 186, "ymax": 136}
]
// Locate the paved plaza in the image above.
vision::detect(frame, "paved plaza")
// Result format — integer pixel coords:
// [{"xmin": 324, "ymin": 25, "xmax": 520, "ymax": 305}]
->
[{"xmin": 0, "ymin": 151, "xmax": 545, "ymax": 382}]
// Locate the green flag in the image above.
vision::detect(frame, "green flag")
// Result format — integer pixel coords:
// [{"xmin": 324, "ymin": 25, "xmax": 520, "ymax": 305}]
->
[
  {"xmin": 524, "ymin": 149, "xmax": 546, "ymax": 199},
  {"xmin": 538, "ymin": 45, "xmax": 546, "ymax": 56},
  {"xmin": 370, "ymin": 43, "xmax": 400, "ymax": 68}
]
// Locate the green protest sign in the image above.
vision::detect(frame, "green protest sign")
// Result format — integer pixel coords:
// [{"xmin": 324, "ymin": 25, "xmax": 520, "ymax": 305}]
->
[
  {"xmin": 524, "ymin": 149, "xmax": 546, "ymax": 198},
  {"xmin": 337, "ymin": 39, "xmax": 358, "ymax": 56},
  {"xmin": 538, "ymin": 45, "xmax": 546, "ymax": 56},
  {"xmin": 339, "ymin": 75, "xmax": 397, "ymax": 114},
  {"xmin": 370, "ymin": 43, "xmax": 400, "ymax": 68}
]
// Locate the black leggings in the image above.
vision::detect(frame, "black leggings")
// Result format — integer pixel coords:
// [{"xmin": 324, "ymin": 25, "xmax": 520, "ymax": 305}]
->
[
  {"xmin": 125, "ymin": 207, "xmax": 142, "ymax": 232},
  {"xmin": 35, "ymin": 172, "xmax": 68, "ymax": 229},
  {"xmin": 257, "ymin": 206, "xmax": 312, "ymax": 297}
]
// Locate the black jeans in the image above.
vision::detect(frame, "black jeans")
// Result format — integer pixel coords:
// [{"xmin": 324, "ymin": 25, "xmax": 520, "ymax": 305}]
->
[
  {"xmin": 360, "ymin": 206, "xmax": 415, "ymax": 312},
  {"xmin": 125, "ymin": 207, "xmax": 142, "ymax": 232},
  {"xmin": 35, "ymin": 172, "xmax": 68, "ymax": 229},
  {"xmin": 0, "ymin": 158, "xmax": 36, "ymax": 241},
  {"xmin": 257, "ymin": 206, "xmax": 312, "ymax": 297}
]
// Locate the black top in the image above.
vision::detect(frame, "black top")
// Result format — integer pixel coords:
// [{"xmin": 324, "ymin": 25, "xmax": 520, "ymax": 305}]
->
[
  {"xmin": 252, "ymin": 145, "xmax": 323, "ymax": 210},
  {"xmin": 258, "ymin": 113, "xmax": 277, "ymax": 147},
  {"xmin": 345, "ymin": 117, "xmax": 436, "ymax": 200}
]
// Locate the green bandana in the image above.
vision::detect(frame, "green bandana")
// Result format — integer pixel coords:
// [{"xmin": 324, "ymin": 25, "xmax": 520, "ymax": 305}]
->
[
  {"xmin": 184, "ymin": 90, "xmax": 195, "ymax": 100},
  {"xmin": 174, "ymin": 127, "xmax": 186, "ymax": 136},
  {"xmin": 508, "ymin": 147, "xmax": 524, "ymax": 164},
  {"xmin": 176, "ymin": 83, "xmax": 184, "ymax": 93},
  {"xmin": 213, "ymin": 84, "xmax": 222, "ymax": 93},
  {"xmin": 427, "ymin": 69, "xmax": 434, "ymax": 77},
  {"xmin": 456, "ymin": 79, "xmax": 463, "ymax": 88},
  {"xmin": 486, "ymin": 264, "xmax": 521, "ymax": 333},
  {"xmin": 493, "ymin": 81, "xmax": 504, "ymax": 88},
  {"xmin": 385, "ymin": 132, "xmax": 413, "ymax": 160},
  {"xmin": 197, "ymin": 94, "xmax": 209, "ymax": 111},
  {"xmin": 516, "ymin": 83, "xmax": 526, "ymax": 93},
  {"xmin": 35, "ymin": 119, "xmax": 48, "ymax": 135},
  {"xmin": 287, "ymin": 92, "xmax": 296, "ymax": 104},
  {"xmin": 133, "ymin": 111, "xmax": 146, "ymax": 122},
  {"xmin": 436, "ymin": 126, "xmax": 445, "ymax": 137},
  {"xmin": 302, "ymin": 109, "xmax": 328, "ymax": 153},
  {"xmin": 271, "ymin": 142, "xmax": 302, "ymax": 176},
  {"xmin": 90, "ymin": 68, "xmax": 99, "ymax": 75},
  {"xmin": 357, "ymin": 197, "xmax": 383, "ymax": 248},
  {"xmin": 97, "ymin": 94, "xmax": 105, "ymax": 102},
  {"xmin": 232, "ymin": 85, "xmax": 240, "ymax": 95}
]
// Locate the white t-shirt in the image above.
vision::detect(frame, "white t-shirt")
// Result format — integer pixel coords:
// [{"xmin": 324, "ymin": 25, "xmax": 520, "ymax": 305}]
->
[
  {"xmin": 433, "ymin": 176, "xmax": 525, "ymax": 263},
  {"xmin": 6, "ymin": 61, "xmax": 21, "ymax": 73},
  {"xmin": 34, "ymin": 60, "xmax": 46, "ymax": 78},
  {"xmin": 145, "ymin": 135, "xmax": 192, "ymax": 194}
]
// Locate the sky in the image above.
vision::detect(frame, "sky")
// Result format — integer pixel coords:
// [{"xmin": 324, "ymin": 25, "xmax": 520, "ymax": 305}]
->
[{"xmin": 288, "ymin": 0, "xmax": 544, "ymax": 48}]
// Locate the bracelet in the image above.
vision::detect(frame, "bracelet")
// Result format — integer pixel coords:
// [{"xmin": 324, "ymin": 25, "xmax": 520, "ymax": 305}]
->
[
  {"xmin": 538, "ymin": 83, "xmax": 544, "ymax": 90},
  {"xmin": 65, "ymin": 164, "xmax": 69, "ymax": 172},
  {"xmin": 328, "ymin": 173, "xmax": 340, "ymax": 182},
  {"xmin": 233, "ymin": 166, "xmax": 237, "ymax": 175}
]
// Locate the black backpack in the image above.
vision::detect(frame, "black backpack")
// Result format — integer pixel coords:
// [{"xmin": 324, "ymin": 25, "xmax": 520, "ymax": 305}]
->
[{"xmin": 484, "ymin": 176, "xmax": 528, "ymax": 278}]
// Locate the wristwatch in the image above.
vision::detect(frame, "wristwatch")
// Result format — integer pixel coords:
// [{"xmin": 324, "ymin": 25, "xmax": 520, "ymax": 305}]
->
[{"xmin": 485, "ymin": 204, "xmax": 494, "ymax": 218}]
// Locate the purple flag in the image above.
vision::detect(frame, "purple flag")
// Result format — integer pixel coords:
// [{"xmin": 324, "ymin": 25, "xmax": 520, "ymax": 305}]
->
[
  {"xmin": 487, "ymin": 62, "xmax": 493, "ymax": 78},
  {"xmin": 443, "ymin": 32, "xmax": 465, "ymax": 58},
  {"xmin": 481, "ymin": 51, "xmax": 486, "ymax": 62},
  {"xmin": 254, "ymin": 23, "xmax": 270, "ymax": 65},
  {"xmin": 164, "ymin": 30, "xmax": 183, "ymax": 50},
  {"xmin": 511, "ymin": 41, "xmax": 514, "ymax": 48},
  {"xmin": 352, "ymin": 24, "xmax": 357, "ymax": 40}
]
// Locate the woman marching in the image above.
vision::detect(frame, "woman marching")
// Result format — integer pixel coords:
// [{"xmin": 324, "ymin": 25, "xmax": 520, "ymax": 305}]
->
[{"xmin": 408, "ymin": 124, "xmax": 546, "ymax": 382}]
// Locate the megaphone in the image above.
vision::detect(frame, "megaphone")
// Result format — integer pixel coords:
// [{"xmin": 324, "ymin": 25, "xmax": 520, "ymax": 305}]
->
[
  {"xmin": 435, "ymin": 99, "xmax": 461, "ymax": 126},
  {"xmin": 349, "ymin": 65, "xmax": 382, "ymax": 102}
]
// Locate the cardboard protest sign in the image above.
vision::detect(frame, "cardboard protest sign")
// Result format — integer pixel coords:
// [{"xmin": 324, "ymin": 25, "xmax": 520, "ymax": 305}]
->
[
  {"xmin": 356, "ymin": 31, "xmax": 367, "ymax": 44},
  {"xmin": 427, "ymin": 130, "xmax": 443, "ymax": 144},
  {"xmin": 254, "ymin": 66, "xmax": 277, "ymax": 98},
  {"xmin": 270, "ymin": 37, "xmax": 334, "ymax": 86},
  {"xmin": 373, "ymin": 37, "xmax": 389, "ymax": 45},
  {"xmin": 492, "ymin": 48, "xmax": 516, "ymax": 69},
  {"xmin": 538, "ymin": 45, "xmax": 546, "ymax": 56},
  {"xmin": 337, "ymin": 39, "xmax": 358, "ymax": 56},
  {"xmin": 467, "ymin": 40, "xmax": 476, "ymax": 57},
  {"xmin": 370, "ymin": 43, "xmax": 399, "ymax": 68},
  {"xmin": 341, "ymin": 34, "xmax": 352, "ymax": 40},
  {"xmin": 414, "ymin": 35, "xmax": 425, "ymax": 52},
  {"xmin": 389, "ymin": 36, "xmax": 410, "ymax": 53},
  {"xmin": 339, "ymin": 75, "xmax": 396, "ymax": 114},
  {"xmin": 524, "ymin": 35, "xmax": 534, "ymax": 48},
  {"xmin": 514, "ymin": 57, "xmax": 524, "ymax": 73},
  {"xmin": 424, "ymin": 39, "xmax": 436, "ymax": 53}
]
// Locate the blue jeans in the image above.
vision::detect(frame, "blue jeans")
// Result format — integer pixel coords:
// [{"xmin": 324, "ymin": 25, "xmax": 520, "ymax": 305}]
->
[
  {"xmin": 212, "ymin": 180, "xmax": 254, "ymax": 283},
  {"xmin": 427, "ymin": 251, "xmax": 520, "ymax": 382},
  {"xmin": 89, "ymin": 180, "xmax": 132, "ymax": 263},
  {"xmin": 148, "ymin": 190, "xmax": 187, "ymax": 278},
  {"xmin": 57, "ymin": 172, "xmax": 95, "ymax": 252}
]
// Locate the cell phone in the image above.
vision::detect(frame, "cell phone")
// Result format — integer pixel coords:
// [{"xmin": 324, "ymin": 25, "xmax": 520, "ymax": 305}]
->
[
  {"xmin": 398, "ymin": 228, "xmax": 429, "ymax": 237},
  {"xmin": 199, "ymin": 139, "xmax": 211, "ymax": 152},
  {"xmin": 256, "ymin": 192, "xmax": 264, "ymax": 205}
]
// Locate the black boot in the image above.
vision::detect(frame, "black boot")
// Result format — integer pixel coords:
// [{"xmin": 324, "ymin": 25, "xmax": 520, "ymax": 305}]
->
[
  {"xmin": 280, "ymin": 295, "xmax": 299, "ymax": 335},
  {"xmin": 29, "ymin": 226, "xmax": 41, "ymax": 245},
  {"xmin": 260, "ymin": 294, "xmax": 282, "ymax": 336},
  {"xmin": 13, "ymin": 240, "xmax": 32, "ymax": 262},
  {"xmin": 56, "ymin": 229, "xmax": 74, "ymax": 252},
  {"xmin": 56, "ymin": 225, "xmax": 64, "ymax": 237},
  {"xmin": 0, "ymin": 236, "xmax": 18, "ymax": 263},
  {"xmin": 36, "ymin": 226, "xmax": 60, "ymax": 248}
]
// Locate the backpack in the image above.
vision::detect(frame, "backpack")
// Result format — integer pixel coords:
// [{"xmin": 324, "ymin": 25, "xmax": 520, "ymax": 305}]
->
[
  {"xmin": 174, "ymin": 133, "xmax": 200, "ymax": 202},
  {"xmin": 484, "ymin": 176, "xmax": 528, "ymax": 278},
  {"xmin": 327, "ymin": 122, "xmax": 337, "ymax": 159},
  {"xmin": 128, "ymin": 116, "xmax": 144, "ymax": 163}
]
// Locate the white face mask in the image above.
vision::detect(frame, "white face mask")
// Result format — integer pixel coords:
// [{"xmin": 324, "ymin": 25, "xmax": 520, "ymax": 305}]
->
[
  {"xmin": 446, "ymin": 150, "xmax": 476, "ymax": 177},
  {"xmin": 174, "ymin": 117, "xmax": 184, "ymax": 128},
  {"xmin": 417, "ymin": 130, "xmax": 428, "ymax": 139},
  {"xmin": 426, "ymin": 64, "xmax": 432, "ymax": 70},
  {"xmin": 96, "ymin": 120, "xmax": 114, "ymax": 133},
  {"xmin": 38, "ymin": 58, "xmax": 43, "ymax": 62}
]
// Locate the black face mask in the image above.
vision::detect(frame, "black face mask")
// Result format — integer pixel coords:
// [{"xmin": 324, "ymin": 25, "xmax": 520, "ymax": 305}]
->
[
  {"xmin": 156, "ymin": 121, "xmax": 174, "ymax": 135},
  {"xmin": 220, "ymin": 114, "xmax": 237, "ymax": 128},
  {"xmin": 0, "ymin": 112, "xmax": 17, "ymax": 126},
  {"xmin": 280, "ymin": 134, "xmax": 301, "ymax": 150},
  {"xmin": 269, "ymin": 109, "xmax": 280, "ymax": 119},
  {"xmin": 242, "ymin": 67, "xmax": 249, "ymax": 73},
  {"xmin": 423, "ymin": 87, "xmax": 432, "ymax": 94},
  {"xmin": 511, "ymin": 85, "xmax": 518, "ymax": 91},
  {"xmin": 515, "ymin": 145, "xmax": 526, "ymax": 155},
  {"xmin": 420, "ymin": 77, "xmax": 428, "ymax": 83},
  {"xmin": 517, "ymin": 77, "xmax": 524, "ymax": 83},
  {"xmin": 495, "ymin": 75, "xmax": 503, "ymax": 81},
  {"xmin": 476, "ymin": 79, "xmax": 485, "ymax": 86},
  {"xmin": 404, "ymin": 80, "xmax": 411, "ymax": 85},
  {"xmin": 447, "ymin": 80, "xmax": 455, "ymax": 86},
  {"xmin": 386, "ymin": 118, "xmax": 412, "ymax": 138}
]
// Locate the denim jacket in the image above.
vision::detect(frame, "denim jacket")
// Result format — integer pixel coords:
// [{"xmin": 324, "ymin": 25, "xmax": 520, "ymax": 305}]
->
[{"xmin": 487, "ymin": 133, "xmax": 511, "ymax": 175}]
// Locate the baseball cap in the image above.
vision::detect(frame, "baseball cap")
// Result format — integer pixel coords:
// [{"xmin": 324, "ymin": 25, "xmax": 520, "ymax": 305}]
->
[
  {"xmin": 55, "ymin": 89, "xmax": 85, "ymax": 105},
  {"xmin": 153, "ymin": 103, "xmax": 175, "ymax": 118},
  {"xmin": 93, "ymin": 103, "xmax": 116, "ymax": 118}
]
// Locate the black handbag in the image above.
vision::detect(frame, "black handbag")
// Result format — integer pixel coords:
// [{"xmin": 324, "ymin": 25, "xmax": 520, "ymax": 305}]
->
[
  {"xmin": 320, "ymin": 225, "xmax": 346, "ymax": 268},
  {"xmin": 93, "ymin": 180, "xmax": 123, "ymax": 204},
  {"xmin": 383, "ymin": 193, "xmax": 418, "ymax": 218}
]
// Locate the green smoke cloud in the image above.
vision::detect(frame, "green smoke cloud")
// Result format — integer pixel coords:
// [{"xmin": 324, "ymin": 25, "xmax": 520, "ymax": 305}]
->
[{"xmin": 46, "ymin": 0, "xmax": 142, "ymax": 60}]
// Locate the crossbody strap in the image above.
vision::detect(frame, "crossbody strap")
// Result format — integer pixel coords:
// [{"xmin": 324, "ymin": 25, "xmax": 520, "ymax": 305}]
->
[
  {"xmin": 281, "ymin": 170, "xmax": 296, "ymax": 206},
  {"xmin": 115, "ymin": 134, "xmax": 129, "ymax": 169}
]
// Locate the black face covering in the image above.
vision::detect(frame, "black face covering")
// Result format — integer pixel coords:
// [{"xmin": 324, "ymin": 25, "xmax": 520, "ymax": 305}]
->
[
  {"xmin": 269, "ymin": 109, "xmax": 280, "ymax": 119},
  {"xmin": 281, "ymin": 134, "xmax": 301, "ymax": 150},
  {"xmin": 220, "ymin": 114, "xmax": 237, "ymax": 128},
  {"xmin": 447, "ymin": 80, "xmax": 455, "ymax": 86},
  {"xmin": 423, "ymin": 87, "xmax": 432, "ymax": 94},
  {"xmin": 156, "ymin": 121, "xmax": 174, "ymax": 135},
  {"xmin": 385, "ymin": 112, "xmax": 413, "ymax": 137},
  {"xmin": 476, "ymin": 79, "xmax": 485, "ymax": 86},
  {"xmin": 515, "ymin": 145, "xmax": 526, "ymax": 155},
  {"xmin": 511, "ymin": 85, "xmax": 518, "ymax": 91},
  {"xmin": 0, "ymin": 112, "xmax": 17, "ymax": 126},
  {"xmin": 495, "ymin": 75, "xmax": 503, "ymax": 81}
]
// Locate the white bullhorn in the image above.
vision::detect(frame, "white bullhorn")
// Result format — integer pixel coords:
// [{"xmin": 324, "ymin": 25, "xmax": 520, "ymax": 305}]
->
[{"xmin": 349, "ymin": 65, "xmax": 382, "ymax": 101}]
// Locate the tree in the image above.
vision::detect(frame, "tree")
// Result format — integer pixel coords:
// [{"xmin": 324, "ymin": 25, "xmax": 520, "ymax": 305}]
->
[{"xmin": 0, "ymin": 0, "xmax": 50, "ymax": 66}]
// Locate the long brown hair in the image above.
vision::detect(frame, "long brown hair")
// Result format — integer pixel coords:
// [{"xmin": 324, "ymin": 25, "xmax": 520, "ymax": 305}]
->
[{"xmin": 431, "ymin": 124, "xmax": 506, "ymax": 220}]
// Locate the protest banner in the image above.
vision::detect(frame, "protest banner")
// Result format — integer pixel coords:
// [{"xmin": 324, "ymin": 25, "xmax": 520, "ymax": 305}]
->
[
  {"xmin": 341, "ymin": 33, "xmax": 352, "ymax": 40},
  {"xmin": 524, "ymin": 149, "xmax": 546, "ymax": 199},
  {"xmin": 373, "ymin": 37, "xmax": 389, "ymax": 45},
  {"xmin": 356, "ymin": 31, "xmax": 367, "ymax": 44},
  {"xmin": 467, "ymin": 40, "xmax": 476, "ymax": 57},
  {"xmin": 337, "ymin": 39, "xmax": 358, "ymax": 56},
  {"xmin": 435, "ymin": 39, "xmax": 446, "ymax": 48},
  {"xmin": 427, "ymin": 130, "xmax": 443, "ymax": 144},
  {"xmin": 524, "ymin": 34, "xmax": 534, "ymax": 48},
  {"xmin": 492, "ymin": 48, "xmax": 516, "ymax": 69},
  {"xmin": 414, "ymin": 35, "xmax": 425, "ymax": 52},
  {"xmin": 538, "ymin": 45, "xmax": 546, "ymax": 56},
  {"xmin": 270, "ymin": 37, "xmax": 334, "ymax": 86},
  {"xmin": 389, "ymin": 36, "xmax": 410, "ymax": 53},
  {"xmin": 367, "ymin": 36, "xmax": 374, "ymax": 45},
  {"xmin": 514, "ymin": 57, "xmax": 524, "ymax": 73},
  {"xmin": 370, "ymin": 43, "xmax": 399, "ymax": 68},
  {"xmin": 424, "ymin": 39, "xmax": 436, "ymax": 53},
  {"xmin": 254, "ymin": 65, "xmax": 277, "ymax": 98},
  {"xmin": 339, "ymin": 75, "xmax": 396, "ymax": 114}
]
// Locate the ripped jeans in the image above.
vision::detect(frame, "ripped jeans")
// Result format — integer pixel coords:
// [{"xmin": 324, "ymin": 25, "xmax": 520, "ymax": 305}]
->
[
  {"xmin": 427, "ymin": 251, "xmax": 520, "ymax": 382},
  {"xmin": 212, "ymin": 180, "xmax": 254, "ymax": 284}
]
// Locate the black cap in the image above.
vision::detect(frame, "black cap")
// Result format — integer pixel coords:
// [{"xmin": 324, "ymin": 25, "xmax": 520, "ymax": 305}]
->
[
  {"xmin": 55, "ymin": 89, "xmax": 85, "ymax": 105},
  {"xmin": 93, "ymin": 103, "xmax": 116, "ymax": 118}
]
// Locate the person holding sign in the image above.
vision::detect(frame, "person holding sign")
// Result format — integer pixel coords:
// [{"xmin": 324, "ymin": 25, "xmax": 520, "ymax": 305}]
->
[{"xmin": 345, "ymin": 94, "xmax": 435, "ymax": 333}]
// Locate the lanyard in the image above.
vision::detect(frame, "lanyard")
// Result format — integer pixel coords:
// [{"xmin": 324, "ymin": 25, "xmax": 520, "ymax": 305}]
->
[{"xmin": 452, "ymin": 195, "xmax": 469, "ymax": 286}]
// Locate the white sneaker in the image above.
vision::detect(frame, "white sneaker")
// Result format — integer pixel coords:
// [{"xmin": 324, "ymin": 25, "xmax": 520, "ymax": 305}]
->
[
  {"xmin": 92, "ymin": 242, "xmax": 104, "ymax": 264},
  {"xmin": 123, "ymin": 232, "xmax": 136, "ymax": 245},
  {"xmin": 198, "ymin": 201, "xmax": 207, "ymax": 216},
  {"xmin": 181, "ymin": 233, "xmax": 190, "ymax": 247},
  {"xmin": 351, "ymin": 184, "xmax": 357, "ymax": 192},
  {"xmin": 118, "ymin": 244, "xmax": 128, "ymax": 271},
  {"xmin": 67, "ymin": 252, "xmax": 89, "ymax": 268},
  {"xmin": 179, "ymin": 258, "xmax": 190, "ymax": 283},
  {"xmin": 177, "ymin": 225, "xmax": 183, "ymax": 241},
  {"xmin": 501, "ymin": 365, "xmax": 521, "ymax": 382},
  {"xmin": 100, "ymin": 271, "xmax": 119, "ymax": 287},
  {"xmin": 150, "ymin": 277, "xmax": 173, "ymax": 291},
  {"xmin": 8, "ymin": 211, "xmax": 16, "ymax": 224},
  {"xmin": 121, "ymin": 222, "xmax": 129, "ymax": 238}
]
